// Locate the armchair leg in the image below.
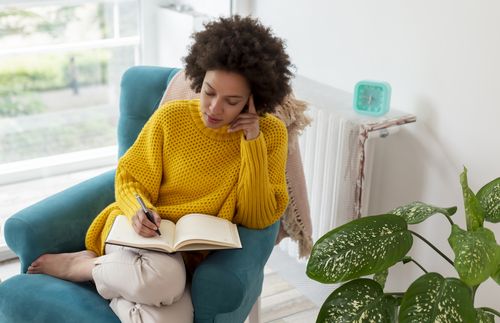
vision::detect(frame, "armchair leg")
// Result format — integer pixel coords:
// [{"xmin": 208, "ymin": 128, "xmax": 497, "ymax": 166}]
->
[{"xmin": 246, "ymin": 296, "xmax": 261, "ymax": 323}]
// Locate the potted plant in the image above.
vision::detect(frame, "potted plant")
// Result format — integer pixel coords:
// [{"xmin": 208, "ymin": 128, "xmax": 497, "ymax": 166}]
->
[{"xmin": 306, "ymin": 167, "xmax": 499, "ymax": 322}]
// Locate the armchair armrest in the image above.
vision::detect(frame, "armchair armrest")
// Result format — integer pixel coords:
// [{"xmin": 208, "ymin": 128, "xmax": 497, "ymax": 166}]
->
[
  {"xmin": 4, "ymin": 170, "xmax": 115, "ymax": 272},
  {"xmin": 191, "ymin": 221, "xmax": 279, "ymax": 323}
]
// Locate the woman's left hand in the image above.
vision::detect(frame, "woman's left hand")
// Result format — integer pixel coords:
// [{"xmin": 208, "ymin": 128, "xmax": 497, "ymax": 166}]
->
[{"xmin": 229, "ymin": 95, "xmax": 260, "ymax": 140}]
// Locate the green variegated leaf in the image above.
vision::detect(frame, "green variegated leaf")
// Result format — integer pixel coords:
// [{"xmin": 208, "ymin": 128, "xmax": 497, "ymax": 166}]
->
[
  {"xmin": 476, "ymin": 309, "xmax": 495, "ymax": 323},
  {"xmin": 373, "ymin": 269, "xmax": 389, "ymax": 289},
  {"xmin": 391, "ymin": 201, "xmax": 457, "ymax": 224},
  {"xmin": 316, "ymin": 279, "xmax": 398, "ymax": 323},
  {"xmin": 460, "ymin": 167, "xmax": 485, "ymax": 230},
  {"xmin": 399, "ymin": 273, "xmax": 476, "ymax": 323},
  {"xmin": 448, "ymin": 225, "xmax": 500, "ymax": 286},
  {"xmin": 477, "ymin": 177, "xmax": 500, "ymax": 223},
  {"xmin": 306, "ymin": 214, "xmax": 413, "ymax": 283}
]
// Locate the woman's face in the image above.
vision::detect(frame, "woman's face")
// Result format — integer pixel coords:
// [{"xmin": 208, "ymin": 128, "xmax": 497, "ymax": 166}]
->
[{"xmin": 200, "ymin": 70, "xmax": 251, "ymax": 129}]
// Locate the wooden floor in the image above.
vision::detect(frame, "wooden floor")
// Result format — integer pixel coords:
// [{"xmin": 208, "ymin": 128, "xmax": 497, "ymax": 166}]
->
[
  {"xmin": 0, "ymin": 258, "xmax": 319, "ymax": 322},
  {"xmin": 261, "ymin": 266, "xmax": 319, "ymax": 322}
]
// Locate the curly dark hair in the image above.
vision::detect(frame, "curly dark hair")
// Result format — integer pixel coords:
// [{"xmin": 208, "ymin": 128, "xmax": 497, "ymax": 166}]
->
[{"xmin": 184, "ymin": 15, "xmax": 294, "ymax": 115}]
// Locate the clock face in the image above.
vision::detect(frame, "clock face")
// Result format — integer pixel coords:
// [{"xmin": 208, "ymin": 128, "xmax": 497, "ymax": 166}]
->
[{"xmin": 353, "ymin": 81, "xmax": 391, "ymax": 116}]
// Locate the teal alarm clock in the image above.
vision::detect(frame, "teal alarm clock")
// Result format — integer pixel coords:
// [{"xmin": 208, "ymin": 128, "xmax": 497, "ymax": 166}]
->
[{"xmin": 353, "ymin": 80, "xmax": 391, "ymax": 116}]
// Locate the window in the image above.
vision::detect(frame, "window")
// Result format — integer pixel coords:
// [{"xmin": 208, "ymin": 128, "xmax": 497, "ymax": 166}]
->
[
  {"xmin": 0, "ymin": 0, "xmax": 140, "ymax": 165},
  {"xmin": 0, "ymin": 0, "xmax": 141, "ymax": 252}
]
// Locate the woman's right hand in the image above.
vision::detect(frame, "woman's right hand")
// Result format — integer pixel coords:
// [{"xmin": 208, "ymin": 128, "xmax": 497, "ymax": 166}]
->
[{"xmin": 131, "ymin": 209, "xmax": 162, "ymax": 237}]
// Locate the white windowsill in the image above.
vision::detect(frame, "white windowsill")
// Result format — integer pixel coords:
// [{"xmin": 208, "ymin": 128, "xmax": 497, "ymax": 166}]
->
[{"xmin": 0, "ymin": 146, "xmax": 118, "ymax": 186}]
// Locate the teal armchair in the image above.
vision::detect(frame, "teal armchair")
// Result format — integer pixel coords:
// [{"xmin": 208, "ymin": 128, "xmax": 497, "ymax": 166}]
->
[{"xmin": 0, "ymin": 66, "xmax": 279, "ymax": 323}]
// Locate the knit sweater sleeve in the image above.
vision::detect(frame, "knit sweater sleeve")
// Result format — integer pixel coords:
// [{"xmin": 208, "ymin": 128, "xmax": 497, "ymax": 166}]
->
[
  {"xmin": 233, "ymin": 117, "xmax": 289, "ymax": 228},
  {"xmin": 115, "ymin": 110, "xmax": 165, "ymax": 219}
]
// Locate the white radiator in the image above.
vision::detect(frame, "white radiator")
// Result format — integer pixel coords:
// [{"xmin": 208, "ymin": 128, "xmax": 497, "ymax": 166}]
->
[
  {"xmin": 299, "ymin": 105, "xmax": 360, "ymax": 238},
  {"xmin": 279, "ymin": 76, "xmax": 416, "ymax": 260}
]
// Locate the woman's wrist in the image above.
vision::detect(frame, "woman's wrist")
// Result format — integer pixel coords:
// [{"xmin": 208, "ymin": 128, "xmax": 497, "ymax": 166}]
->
[{"xmin": 244, "ymin": 130, "xmax": 260, "ymax": 141}]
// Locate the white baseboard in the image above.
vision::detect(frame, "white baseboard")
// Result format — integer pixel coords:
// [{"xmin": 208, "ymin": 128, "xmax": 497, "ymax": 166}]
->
[{"xmin": 0, "ymin": 246, "xmax": 16, "ymax": 263}]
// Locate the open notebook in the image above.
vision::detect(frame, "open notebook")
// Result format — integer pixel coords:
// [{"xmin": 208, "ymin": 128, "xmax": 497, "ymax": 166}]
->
[{"xmin": 106, "ymin": 214, "xmax": 242, "ymax": 253}]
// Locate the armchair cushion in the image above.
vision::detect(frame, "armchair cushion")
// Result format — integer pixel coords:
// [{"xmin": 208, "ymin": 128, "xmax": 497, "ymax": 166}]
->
[{"xmin": 117, "ymin": 66, "xmax": 180, "ymax": 157}]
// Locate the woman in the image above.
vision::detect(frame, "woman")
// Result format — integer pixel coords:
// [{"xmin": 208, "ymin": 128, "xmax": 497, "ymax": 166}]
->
[{"xmin": 27, "ymin": 15, "xmax": 293, "ymax": 322}]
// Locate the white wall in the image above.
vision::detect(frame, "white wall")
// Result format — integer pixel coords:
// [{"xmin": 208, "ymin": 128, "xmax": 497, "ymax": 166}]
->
[
  {"xmin": 140, "ymin": 0, "xmax": 162, "ymax": 65},
  {"xmin": 254, "ymin": 0, "xmax": 500, "ymax": 310},
  {"xmin": 143, "ymin": 0, "xmax": 231, "ymax": 67}
]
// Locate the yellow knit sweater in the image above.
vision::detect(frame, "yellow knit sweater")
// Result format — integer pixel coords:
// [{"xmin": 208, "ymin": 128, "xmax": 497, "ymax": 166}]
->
[{"xmin": 85, "ymin": 99, "xmax": 289, "ymax": 255}]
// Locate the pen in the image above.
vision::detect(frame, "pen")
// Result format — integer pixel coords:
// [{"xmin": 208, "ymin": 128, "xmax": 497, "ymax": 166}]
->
[{"xmin": 135, "ymin": 194, "xmax": 161, "ymax": 236}]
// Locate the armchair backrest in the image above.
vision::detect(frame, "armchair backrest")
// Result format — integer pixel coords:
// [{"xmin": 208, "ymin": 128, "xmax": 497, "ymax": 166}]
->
[{"xmin": 117, "ymin": 66, "xmax": 180, "ymax": 157}]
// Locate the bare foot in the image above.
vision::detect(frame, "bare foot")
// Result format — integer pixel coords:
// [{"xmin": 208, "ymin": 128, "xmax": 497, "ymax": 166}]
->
[{"xmin": 27, "ymin": 250, "xmax": 97, "ymax": 282}]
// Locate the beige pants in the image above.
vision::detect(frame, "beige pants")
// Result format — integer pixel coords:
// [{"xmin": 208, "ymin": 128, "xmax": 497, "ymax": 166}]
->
[{"xmin": 92, "ymin": 244, "xmax": 193, "ymax": 323}]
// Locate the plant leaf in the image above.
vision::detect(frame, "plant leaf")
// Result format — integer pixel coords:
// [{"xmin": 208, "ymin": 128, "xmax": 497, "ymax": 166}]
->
[
  {"xmin": 306, "ymin": 214, "xmax": 413, "ymax": 283},
  {"xmin": 373, "ymin": 269, "xmax": 389, "ymax": 289},
  {"xmin": 448, "ymin": 224, "xmax": 500, "ymax": 286},
  {"xmin": 460, "ymin": 167, "xmax": 485, "ymax": 230},
  {"xmin": 316, "ymin": 278, "xmax": 398, "ymax": 323},
  {"xmin": 477, "ymin": 177, "xmax": 500, "ymax": 223},
  {"xmin": 476, "ymin": 309, "xmax": 495, "ymax": 323},
  {"xmin": 399, "ymin": 273, "xmax": 476, "ymax": 323},
  {"xmin": 391, "ymin": 201, "xmax": 457, "ymax": 224},
  {"xmin": 492, "ymin": 264, "xmax": 500, "ymax": 285}
]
